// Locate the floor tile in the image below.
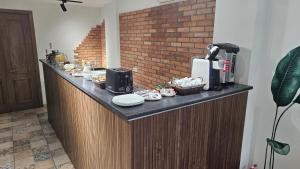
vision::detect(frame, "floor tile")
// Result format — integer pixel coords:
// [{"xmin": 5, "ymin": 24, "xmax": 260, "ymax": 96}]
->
[
  {"xmin": 0, "ymin": 123, "xmax": 12, "ymax": 130},
  {"xmin": 0, "ymin": 142, "xmax": 13, "ymax": 151},
  {"xmin": 0, "ymin": 128, "xmax": 12, "ymax": 134},
  {"xmin": 32, "ymin": 146, "xmax": 51, "ymax": 162},
  {"xmin": 34, "ymin": 159, "xmax": 55, "ymax": 169},
  {"xmin": 53, "ymin": 154, "xmax": 71, "ymax": 167},
  {"xmin": 48, "ymin": 142, "xmax": 62, "ymax": 151},
  {"xmin": 57, "ymin": 162, "xmax": 74, "ymax": 169},
  {"xmin": 0, "ymin": 136, "xmax": 12, "ymax": 144},
  {"xmin": 0, "ymin": 154, "xmax": 13, "ymax": 163},
  {"xmin": 0, "ymin": 107, "xmax": 75, "ymax": 169},
  {"xmin": 13, "ymin": 140, "xmax": 30, "ymax": 153},
  {"xmin": 30, "ymin": 139, "xmax": 47, "ymax": 149},
  {"xmin": 45, "ymin": 136, "xmax": 59, "ymax": 145},
  {"xmin": 0, "ymin": 147, "xmax": 13, "ymax": 157},
  {"xmin": 0, "ymin": 131, "xmax": 12, "ymax": 140},
  {"xmin": 14, "ymin": 150, "xmax": 34, "ymax": 169},
  {"xmin": 13, "ymin": 133, "xmax": 31, "ymax": 142},
  {"xmin": 50, "ymin": 148, "xmax": 66, "ymax": 158},
  {"xmin": 0, "ymin": 119, "xmax": 11, "ymax": 124},
  {"xmin": 0, "ymin": 162, "xmax": 14, "ymax": 169}
]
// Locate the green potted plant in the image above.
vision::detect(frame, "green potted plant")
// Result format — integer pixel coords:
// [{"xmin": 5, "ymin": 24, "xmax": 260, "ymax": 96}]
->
[{"xmin": 264, "ymin": 46, "xmax": 300, "ymax": 169}]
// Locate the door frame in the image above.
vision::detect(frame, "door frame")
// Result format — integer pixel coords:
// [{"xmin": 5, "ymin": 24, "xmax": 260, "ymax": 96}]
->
[{"xmin": 0, "ymin": 8, "xmax": 43, "ymax": 110}]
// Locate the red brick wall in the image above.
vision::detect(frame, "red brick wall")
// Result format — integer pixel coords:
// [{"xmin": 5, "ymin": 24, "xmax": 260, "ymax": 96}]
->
[
  {"xmin": 74, "ymin": 21, "xmax": 106, "ymax": 67},
  {"xmin": 120, "ymin": 0, "xmax": 216, "ymax": 88}
]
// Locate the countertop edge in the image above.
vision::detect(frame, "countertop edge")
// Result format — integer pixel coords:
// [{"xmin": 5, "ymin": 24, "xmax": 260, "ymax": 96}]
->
[{"xmin": 127, "ymin": 90, "xmax": 250, "ymax": 121}]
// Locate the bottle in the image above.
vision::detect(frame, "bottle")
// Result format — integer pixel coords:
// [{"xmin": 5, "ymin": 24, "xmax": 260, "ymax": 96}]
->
[{"xmin": 83, "ymin": 61, "xmax": 92, "ymax": 73}]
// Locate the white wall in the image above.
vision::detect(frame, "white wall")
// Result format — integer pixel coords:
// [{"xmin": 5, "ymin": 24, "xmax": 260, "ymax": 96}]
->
[
  {"xmin": 117, "ymin": 0, "xmax": 159, "ymax": 13},
  {"xmin": 100, "ymin": 0, "xmax": 121, "ymax": 68},
  {"xmin": 0, "ymin": 0, "xmax": 101, "ymax": 103},
  {"xmin": 252, "ymin": 0, "xmax": 300, "ymax": 169},
  {"xmin": 215, "ymin": 0, "xmax": 300, "ymax": 169},
  {"xmin": 214, "ymin": 0, "xmax": 268, "ymax": 168}
]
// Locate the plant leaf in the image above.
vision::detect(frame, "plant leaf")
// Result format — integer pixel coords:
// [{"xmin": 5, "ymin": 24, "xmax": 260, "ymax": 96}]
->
[
  {"xmin": 294, "ymin": 94, "xmax": 300, "ymax": 104},
  {"xmin": 267, "ymin": 138, "xmax": 290, "ymax": 155},
  {"xmin": 271, "ymin": 46, "xmax": 300, "ymax": 107}
]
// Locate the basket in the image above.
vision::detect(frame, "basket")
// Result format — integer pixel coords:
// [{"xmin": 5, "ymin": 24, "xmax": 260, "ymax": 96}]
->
[{"xmin": 171, "ymin": 84, "xmax": 205, "ymax": 95}]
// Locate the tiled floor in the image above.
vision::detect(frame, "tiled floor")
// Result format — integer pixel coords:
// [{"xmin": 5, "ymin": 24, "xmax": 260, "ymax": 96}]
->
[{"xmin": 0, "ymin": 107, "xmax": 75, "ymax": 169}]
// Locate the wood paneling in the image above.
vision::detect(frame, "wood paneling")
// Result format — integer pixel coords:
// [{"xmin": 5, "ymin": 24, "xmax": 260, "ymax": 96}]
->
[
  {"xmin": 206, "ymin": 93, "xmax": 248, "ymax": 169},
  {"xmin": 44, "ymin": 66, "xmax": 132, "ymax": 169},
  {"xmin": 0, "ymin": 80, "xmax": 10, "ymax": 113},
  {"xmin": 43, "ymin": 64, "xmax": 248, "ymax": 169},
  {"xmin": 0, "ymin": 9, "xmax": 42, "ymax": 113},
  {"xmin": 131, "ymin": 93, "xmax": 248, "ymax": 169}
]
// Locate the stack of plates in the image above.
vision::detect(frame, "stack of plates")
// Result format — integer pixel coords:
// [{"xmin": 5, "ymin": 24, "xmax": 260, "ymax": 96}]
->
[{"xmin": 112, "ymin": 94, "xmax": 145, "ymax": 107}]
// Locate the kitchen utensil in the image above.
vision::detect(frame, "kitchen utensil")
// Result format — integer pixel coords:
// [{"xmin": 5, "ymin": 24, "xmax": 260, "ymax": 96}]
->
[{"xmin": 112, "ymin": 94, "xmax": 145, "ymax": 107}]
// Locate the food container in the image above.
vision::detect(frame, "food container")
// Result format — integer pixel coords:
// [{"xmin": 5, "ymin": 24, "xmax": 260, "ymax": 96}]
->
[
  {"xmin": 169, "ymin": 77, "xmax": 206, "ymax": 95},
  {"xmin": 171, "ymin": 85, "xmax": 205, "ymax": 95}
]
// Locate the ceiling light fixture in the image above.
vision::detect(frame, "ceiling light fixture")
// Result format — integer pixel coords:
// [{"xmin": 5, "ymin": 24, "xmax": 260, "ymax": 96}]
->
[
  {"xmin": 58, "ymin": 0, "xmax": 83, "ymax": 12},
  {"xmin": 60, "ymin": 3, "xmax": 67, "ymax": 12}
]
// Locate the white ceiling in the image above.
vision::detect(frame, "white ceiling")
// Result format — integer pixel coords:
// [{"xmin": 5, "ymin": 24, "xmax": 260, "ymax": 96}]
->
[{"xmin": 37, "ymin": 0, "xmax": 112, "ymax": 8}]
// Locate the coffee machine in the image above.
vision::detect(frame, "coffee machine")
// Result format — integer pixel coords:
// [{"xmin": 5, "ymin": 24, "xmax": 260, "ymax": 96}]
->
[
  {"xmin": 191, "ymin": 43, "xmax": 240, "ymax": 90},
  {"xmin": 210, "ymin": 43, "xmax": 240, "ymax": 85}
]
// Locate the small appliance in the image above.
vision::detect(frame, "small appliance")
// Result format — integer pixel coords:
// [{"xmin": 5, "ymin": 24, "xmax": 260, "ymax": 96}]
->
[
  {"xmin": 210, "ymin": 43, "xmax": 240, "ymax": 85},
  {"xmin": 106, "ymin": 68, "xmax": 133, "ymax": 94},
  {"xmin": 191, "ymin": 58, "xmax": 222, "ymax": 90},
  {"xmin": 191, "ymin": 43, "xmax": 240, "ymax": 90}
]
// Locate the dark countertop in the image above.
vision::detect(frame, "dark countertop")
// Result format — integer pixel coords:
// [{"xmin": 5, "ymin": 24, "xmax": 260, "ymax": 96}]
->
[{"xmin": 40, "ymin": 60, "xmax": 253, "ymax": 121}]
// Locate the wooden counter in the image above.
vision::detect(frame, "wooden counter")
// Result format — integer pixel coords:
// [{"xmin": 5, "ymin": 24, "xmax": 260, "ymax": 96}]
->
[{"xmin": 42, "ymin": 62, "xmax": 251, "ymax": 169}]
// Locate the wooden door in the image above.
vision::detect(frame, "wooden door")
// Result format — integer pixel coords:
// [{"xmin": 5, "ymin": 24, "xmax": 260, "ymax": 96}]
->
[
  {"xmin": 0, "ymin": 9, "xmax": 42, "ymax": 113},
  {"xmin": 0, "ymin": 32, "xmax": 10, "ymax": 113}
]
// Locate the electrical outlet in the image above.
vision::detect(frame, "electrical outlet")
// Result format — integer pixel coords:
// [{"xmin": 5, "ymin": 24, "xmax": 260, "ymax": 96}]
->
[{"xmin": 132, "ymin": 67, "xmax": 138, "ymax": 72}]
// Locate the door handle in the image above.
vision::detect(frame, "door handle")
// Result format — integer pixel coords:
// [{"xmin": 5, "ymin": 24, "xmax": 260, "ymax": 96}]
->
[{"xmin": 9, "ymin": 69, "xmax": 16, "ymax": 73}]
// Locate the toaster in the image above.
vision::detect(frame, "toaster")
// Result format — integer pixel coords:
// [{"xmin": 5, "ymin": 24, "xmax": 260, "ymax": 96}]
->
[{"xmin": 106, "ymin": 68, "xmax": 133, "ymax": 94}]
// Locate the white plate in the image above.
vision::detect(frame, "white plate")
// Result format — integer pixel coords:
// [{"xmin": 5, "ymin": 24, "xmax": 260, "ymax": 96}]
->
[
  {"xmin": 72, "ymin": 71, "xmax": 106, "ymax": 77},
  {"xmin": 112, "ymin": 94, "xmax": 145, "ymax": 107},
  {"xmin": 72, "ymin": 72, "xmax": 85, "ymax": 77}
]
